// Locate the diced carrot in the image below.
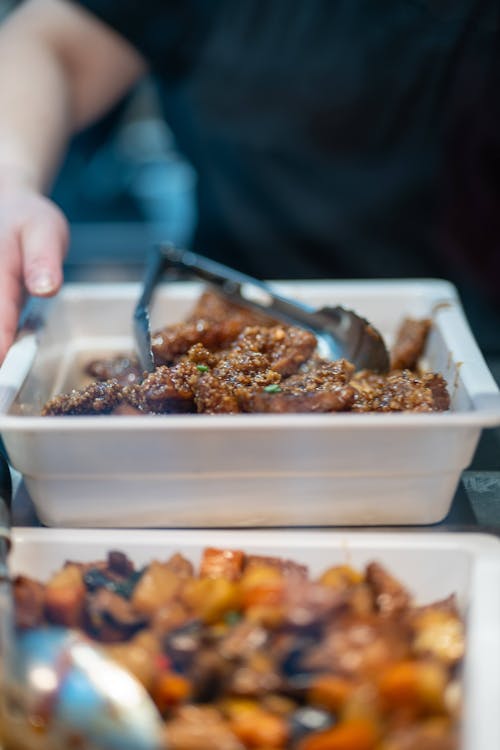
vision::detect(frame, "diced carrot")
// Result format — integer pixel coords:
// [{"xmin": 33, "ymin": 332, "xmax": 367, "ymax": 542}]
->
[
  {"xmin": 200, "ymin": 547, "xmax": 245, "ymax": 581},
  {"xmin": 152, "ymin": 671, "xmax": 192, "ymax": 713},
  {"xmin": 241, "ymin": 581, "xmax": 285, "ymax": 609},
  {"xmin": 230, "ymin": 710, "xmax": 289, "ymax": 748},
  {"xmin": 378, "ymin": 660, "xmax": 446, "ymax": 713},
  {"xmin": 297, "ymin": 719, "xmax": 378, "ymax": 750},
  {"xmin": 308, "ymin": 675, "xmax": 354, "ymax": 712}
]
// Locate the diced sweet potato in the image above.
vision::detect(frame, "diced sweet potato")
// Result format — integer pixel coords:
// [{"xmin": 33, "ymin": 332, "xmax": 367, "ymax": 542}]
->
[
  {"xmin": 297, "ymin": 719, "xmax": 379, "ymax": 750},
  {"xmin": 200, "ymin": 547, "xmax": 245, "ymax": 581},
  {"xmin": 378, "ymin": 660, "xmax": 446, "ymax": 714}
]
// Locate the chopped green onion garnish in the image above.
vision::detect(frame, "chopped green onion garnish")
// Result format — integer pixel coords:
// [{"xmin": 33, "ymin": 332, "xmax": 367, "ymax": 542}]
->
[
  {"xmin": 264, "ymin": 383, "xmax": 281, "ymax": 393},
  {"xmin": 196, "ymin": 364, "xmax": 209, "ymax": 372}
]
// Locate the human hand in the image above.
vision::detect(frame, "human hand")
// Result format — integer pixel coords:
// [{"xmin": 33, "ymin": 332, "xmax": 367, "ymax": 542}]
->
[{"xmin": 0, "ymin": 180, "xmax": 69, "ymax": 364}]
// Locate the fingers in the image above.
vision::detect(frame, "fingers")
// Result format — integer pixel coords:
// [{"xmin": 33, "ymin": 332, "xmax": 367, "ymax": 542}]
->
[
  {"xmin": 0, "ymin": 200, "xmax": 69, "ymax": 365},
  {"xmin": 0, "ymin": 234, "xmax": 25, "ymax": 363},
  {"xmin": 22, "ymin": 203, "xmax": 68, "ymax": 297}
]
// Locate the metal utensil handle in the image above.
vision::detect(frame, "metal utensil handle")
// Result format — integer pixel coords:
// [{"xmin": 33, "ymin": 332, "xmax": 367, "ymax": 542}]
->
[
  {"xmin": 0, "ymin": 453, "xmax": 11, "ymax": 549},
  {"xmin": 160, "ymin": 244, "xmax": 343, "ymax": 331},
  {"xmin": 135, "ymin": 245, "xmax": 166, "ymax": 316}
]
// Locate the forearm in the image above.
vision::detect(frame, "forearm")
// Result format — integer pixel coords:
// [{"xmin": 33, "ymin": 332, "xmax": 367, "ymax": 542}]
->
[
  {"xmin": 0, "ymin": 30, "xmax": 73, "ymax": 192},
  {"xmin": 0, "ymin": 0, "xmax": 147, "ymax": 193}
]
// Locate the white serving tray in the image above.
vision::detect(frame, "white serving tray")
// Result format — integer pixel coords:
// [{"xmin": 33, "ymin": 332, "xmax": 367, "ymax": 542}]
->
[
  {"xmin": 1, "ymin": 279, "xmax": 500, "ymax": 527},
  {"xmin": 8, "ymin": 528, "xmax": 500, "ymax": 750}
]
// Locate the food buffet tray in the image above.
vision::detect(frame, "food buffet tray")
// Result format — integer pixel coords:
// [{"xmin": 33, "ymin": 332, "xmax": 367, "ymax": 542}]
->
[
  {"xmin": 1, "ymin": 279, "xmax": 500, "ymax": 527},
  {"xmin": 8, "ymin": 528, "xmax": 500, "ymax": 750}
]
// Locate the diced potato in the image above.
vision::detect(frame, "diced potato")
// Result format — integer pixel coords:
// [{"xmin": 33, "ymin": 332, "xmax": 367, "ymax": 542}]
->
[
  {"xmin": 132, "ymin": 561, "xmax": 182, "ymax": 615},
  {"xmin": 181, "ymin": 577, "xmax": 240, "ymax": 623},
  {"xmin": 45, "ymin": 564, "xmax": 86, "ymax": 626},
  {"xmin": 318, "ymin": 566, "xmax": 364, "ymax": 590},
  {"xmin": 239, "ymin": 564, "xmax": 285, "ymax": 610},
  {"xmin": 412, "ymin": 609, "xmax": 465, "ymax": 665},
  {"xmin": 106, "ymin": 630, "xmax": 161, "ymax": 689}
]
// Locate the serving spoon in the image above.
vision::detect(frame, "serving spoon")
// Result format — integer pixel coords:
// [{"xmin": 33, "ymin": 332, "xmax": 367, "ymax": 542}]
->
[
  {"xmin": 134, "ymin": 243, "xmax": 390, "ymax": 375},
  {"xmin": 0, "ymin": 454, "xmax": 165, "ymax": 750}
]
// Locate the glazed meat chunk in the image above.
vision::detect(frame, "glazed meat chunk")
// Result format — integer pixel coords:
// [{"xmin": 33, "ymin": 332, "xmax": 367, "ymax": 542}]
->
[
  {"xmin": 241, "ymin": 358, "xmax": 356, "ymax": 413},
  {"xmin": 390, "ymin": 317, "xmax": 432, "ymax": 371},
  {"xmin": 125, "ymin": 346, "xmax": 218, "ymax": 414},
  {"xmin": 194, "ymin": 325, "xmax": 316, "ymax": 414},
  {"xmin": 42, "ymin": 379, "xmax": 124, "ymax": 416},
  {"xmin": 351, "ymin": 370, "xmax": 450, "ymax": 412},
  {"xmin": 40, "ymin": 289, "xmax": 451, "ymax": 416},
  {"xmin": 152, "ymin": 291, "xmax": 277, "ymax": 365},
  {"xmin": 85, "ymin": 355, "xmax": 143, "ymax": 385}
]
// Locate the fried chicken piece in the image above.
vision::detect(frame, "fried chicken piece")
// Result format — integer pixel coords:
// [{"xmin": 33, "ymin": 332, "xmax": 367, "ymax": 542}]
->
[
  {"xmin": 125, "ymin": 345, "xmax": 218, "ymax": 414},
  {"xmin": 151, "ymin": 291, "xmax": 277, "ymax": 365},
  {"xmin": 41, "ymin": 379, "xmax": 124, "ymax": 416},
  {"xmin": 390, "ymin": 318, "xmax": 432, "ymax": 371},
  {"xmin": 125, "ymin": 364, "xmax": 198, "ymax": 414},
  {"xmin": 187, "ymin": 290, "xmax": 275, "ymax": 328},
  {"xmin": 194, "ymin": 325, "xmax": 315, "ymax": 413},
  {"xmin": 351, "ymin": 370, "xmax": 450, "ymax": 412},
  {"xmin": 195, "ymin": 350, "xmax": 280, "ymax": 414},
  {"xmin": 241, "ymin": 358, "xmax": 356, "ymax": 413}
]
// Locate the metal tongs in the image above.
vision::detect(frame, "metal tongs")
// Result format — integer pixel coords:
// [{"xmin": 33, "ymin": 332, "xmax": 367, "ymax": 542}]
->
[{"xmin": 134, "ymin": 243, "xmax": 389, "ymax": 374}]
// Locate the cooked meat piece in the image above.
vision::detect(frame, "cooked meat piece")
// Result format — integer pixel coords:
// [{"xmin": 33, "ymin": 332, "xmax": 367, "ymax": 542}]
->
[
  {"xmin": 41, "ymin": 285, "xmax": 450, "ymax": 417},
  {"xmin": 365, "ymin": 561, "xmax": 411, "ymax": 617},
  {"xmin": 305, "ymin": 614, "xmax": 411, "ymax": 679},
  {"xmin": 108, "ymin": 550, "xmax": 135, "ymax": 577},
  {"xmin": 187, "ymin": 290, "xmax": 276, "ymax": 328},
  {"xmin": 195, "ymin": 370, "xmax": 268, "ymax": 414},
  {"xmin": 85, "ymin": 588, "xmax": 148, "ymax": 641},
  {"xmin": 152, "ymin": 291, "xmax": 276, "ymax": 366},
  {"xmin": 152, "ymin": 320, "xmax": 241, "ymax": 366},
  {"xmin": 124, "ymin": 362, "xmax": 200, "ymax": 414},
  {"xmin": 41, "ymin": 379, "xmax": 124, "ymax": 416},
  {"xmin": 425, "ymin": 373, "xmax": 451, "ymax": 411},
  {"xmin": 13, "ymin": 575, "xmax": 46, "ymax": 629},
  {"xmin": 390, "ymin": 318, "xmax": 432, "ymax": 371},
  {"xmin": 194, "ymin": 326, "xmax": 317, "ymax": 414},
  {"xmin": 85, "ymin": 355, "xmax": 143, "ymax": 385},
  {"xmin": 217, "ymin": 620, "xmax": 268, "ymax": 661},
  {"xmin": 230, "ymin": 326, "xmax": 317, "ymax": 377},
  {"xmin": 241, "ymin": 359, "xmax": 356, "ymax": 413},
  {"xmin": 351, "ymin": 370, "xmax": 450, "ymax": 412}
]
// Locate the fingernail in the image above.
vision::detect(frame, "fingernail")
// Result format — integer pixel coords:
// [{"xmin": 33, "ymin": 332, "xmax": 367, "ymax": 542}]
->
[{"xmin": 30, "ymin": 273, "xmax": 56, "ymax": 295}]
